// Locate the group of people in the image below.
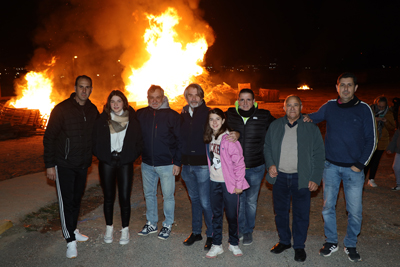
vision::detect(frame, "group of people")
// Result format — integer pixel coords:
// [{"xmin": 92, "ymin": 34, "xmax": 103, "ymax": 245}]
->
[{"xmin": 44, "ymin": 72, "xmax": 399, "ymax": 263}]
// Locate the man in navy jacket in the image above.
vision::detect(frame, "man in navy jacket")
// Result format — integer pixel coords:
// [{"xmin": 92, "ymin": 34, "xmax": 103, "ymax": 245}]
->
[
  {"xmin": 180, "ymin": 83, "xmax": 213, "ymax": 250},
  {"xmin": 136, "ymin": 85, "xmax": 181, "ymax": 240},
  {"xmin": 305, "ymin": 73, "xmax": 376, "ymax": 262}
]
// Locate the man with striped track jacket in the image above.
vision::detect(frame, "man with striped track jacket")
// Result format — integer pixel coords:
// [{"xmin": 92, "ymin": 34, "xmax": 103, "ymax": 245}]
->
[{"xmin": 304, "ymin": 72, "xmax": 377, "ymax": 263}]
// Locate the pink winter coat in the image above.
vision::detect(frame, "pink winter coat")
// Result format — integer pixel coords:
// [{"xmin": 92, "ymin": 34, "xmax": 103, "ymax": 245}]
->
[{"xmin": 206, "ymin": 134, "xmax": 250, "ymax": 194}]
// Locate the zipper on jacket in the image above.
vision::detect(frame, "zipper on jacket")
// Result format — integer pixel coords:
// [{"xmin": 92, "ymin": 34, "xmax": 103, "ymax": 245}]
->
[
  {"xmin": 65, "ymin": 138, "xmax": 70, "ymax": 159},
  {"xmin": 151, "ymin": 110, "xmax": 156, "ymax": 166},
  {"xmin": 82, "ymin": 106, "xmax": 87, "ymax": 122}
]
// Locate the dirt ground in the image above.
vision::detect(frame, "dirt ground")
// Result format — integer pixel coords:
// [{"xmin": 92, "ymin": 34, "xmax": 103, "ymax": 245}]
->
[{"xmin": 1, "ymin": 85, "xmax": 399, "ymax": 243}]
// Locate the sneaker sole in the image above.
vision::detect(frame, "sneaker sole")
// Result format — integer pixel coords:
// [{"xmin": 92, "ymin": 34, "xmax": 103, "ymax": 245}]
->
[
  {"xmin": 344, "ymin": 248, "xmax": 362, "ymax": 262},
  {"xmin": 243, "ymin": 241, "xmax": 253, "ymax": 246},
  {"xmin": 158, "ymin": 236, "xmax": 169, "ymax": 240},
  {"xmin": 229, "ymin": 247, "xmax": 243, "ymax": 256},
  {"xmin": 206, "ymin": 250, "xmax": 224, "ymax": 258},
  {"xmin": 319, "ymin": 246, "xmax": 339, "ymax": 257},
  {"xmin": 104, "ymin": 239, "xmax": 113, "ymax": 244},
  {"xmin": 137, "ymin": 230, "xmax": 157, "ymax": 236},
  {"xmin": 119, "ymin": 240, "xmax": 129, "ymax": 245}
]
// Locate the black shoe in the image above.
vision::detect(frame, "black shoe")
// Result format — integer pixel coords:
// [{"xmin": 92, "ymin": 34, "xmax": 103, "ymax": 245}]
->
[
  {"xmin": 270, "ymin": 242, "xmax": 291, "ymax": 254},
  {"xmin": 183, "ymin": 233, "xmax": 202, "ymax": 246},
  {"xmin": 294, "ymin": 249, "xmax": 306, "ymax": 262},
  {"xmin": 344, "ymin": 247, "xmax": 362, "ymax": 262},
  {"xmin": 204, "ymin": 237, "xmax": 213, "ymax": 251},
  {"xmin": 319, "ymin": 242, "xmax": 338, "ymax": 257}
]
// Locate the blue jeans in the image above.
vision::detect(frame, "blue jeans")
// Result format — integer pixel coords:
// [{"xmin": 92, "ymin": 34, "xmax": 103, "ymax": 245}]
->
[
  {"xmin": 239, "ymin": 164, "xmax": 265, "ymax": 234},
  {"xmin": 181, "ymin": 165, "xmax": 213, "ymax": 237},
  {"xmin": 322, "ymin": 161, "xmax": 364, "ymax": 248},
  {"xmin": 141, "ymin": 163, "xmax": 175, "ymax": 226},
  {"xmin": 273, "ymin": 172, "xmax": 310, "ymax": 249}
]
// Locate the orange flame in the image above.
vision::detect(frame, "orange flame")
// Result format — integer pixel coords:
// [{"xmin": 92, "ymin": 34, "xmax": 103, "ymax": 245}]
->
[
  {"xmin": 8, "ymin": 59, "xmax": 57, "ymax": 121},
  {"xmin": 297, "ymin": 85, "xmax": 312, "ymax": 90},
  {"xmin": 125, "ymin": 7, "xmax": 208, "ymax": 105}
]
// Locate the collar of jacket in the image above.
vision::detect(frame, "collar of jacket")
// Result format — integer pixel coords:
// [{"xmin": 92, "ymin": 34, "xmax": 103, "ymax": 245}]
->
[
  {"xmin": 234, "ymin": 100, "xmax": 258, "ymax": 117},
  {"xmin": 69, "ymin": 92, "xmax": 93, "ymax": 107},
  {"xmin": 336, "ymin": 95, "xmax": 360, "ymax": 108},
  {"xmin": 182, "ymin": 100, "xmax": 206, "ymax": 114},
  {"xmin": 283, "ymin": 114, "xmax": 304, "ymax": 126}
]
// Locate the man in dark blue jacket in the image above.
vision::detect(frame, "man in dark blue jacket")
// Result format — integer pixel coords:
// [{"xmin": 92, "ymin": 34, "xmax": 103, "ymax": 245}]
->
[
  {"xmin": 305, "ymin": 73, "xmax": 377, "ymax": 262},
  {"xmin": 136, "ymin": 85, "xmax": 181, "ymax": 240},
  {"xmin": 180, "ymin": 83, "xmax": 213, "ymax": 250}
]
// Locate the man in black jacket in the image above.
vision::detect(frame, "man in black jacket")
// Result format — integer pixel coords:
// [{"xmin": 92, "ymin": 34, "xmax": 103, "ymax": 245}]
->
[
  {"xmin": 226, "ymin": 88, "xmax": 275, "ymax": 245},
  {"xmin": 180, "ymin": 84, "xmax": 213, "ymax": 250},
  {"xmin": 136, "ymin": 85, "xmax": 181, "ymax": 240},
  {"xmin": 43, "ymin": 75, "xmax": 99, "ymax": 258}
]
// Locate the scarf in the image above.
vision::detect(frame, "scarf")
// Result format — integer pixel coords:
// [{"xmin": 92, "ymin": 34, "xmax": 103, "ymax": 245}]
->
[
  {"xmin": 109, "ymin": 110, "xmax": 129, "ymax": 134},
  {"xmin": 371, "ymin": 104, "xmax": 388, "ymax": 139}
]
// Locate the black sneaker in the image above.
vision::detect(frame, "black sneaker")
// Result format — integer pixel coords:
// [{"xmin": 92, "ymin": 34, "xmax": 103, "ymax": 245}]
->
[
  {"xmin": 344, "ymin": 247, "xmax": 361, "ymax": 262},
  {"xmin": 243, "ymin": 233, "xmax": 253, "ymax": 246},
  {"xmin": 319, "ymin": 242, "xmax": 338, "ymax": 257},
  {"xmin": 392, "ymin": 186, "xmax": 400, "ymax": 191}
]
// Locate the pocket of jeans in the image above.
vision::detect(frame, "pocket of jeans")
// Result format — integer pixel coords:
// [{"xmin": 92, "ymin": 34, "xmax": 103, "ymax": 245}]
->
[{"xmin": 324, "ymin": 161, "xmax": 331, "ymax": 168}]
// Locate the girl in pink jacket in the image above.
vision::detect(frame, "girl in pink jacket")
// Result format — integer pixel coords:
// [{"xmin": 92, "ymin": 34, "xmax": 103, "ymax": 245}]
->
[{"xmin": 203, "ymin": 108, "xmax": 250, "ymax": 258}]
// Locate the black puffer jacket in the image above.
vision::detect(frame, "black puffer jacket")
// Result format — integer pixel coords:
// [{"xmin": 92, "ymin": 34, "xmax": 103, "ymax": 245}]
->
[
  {"xmin": 43, "ymin": 93, "xmax": 99, "ymax": 169},
  {"xmin": 226, "ymin": 103, "xmax": 275, "ymax": 168},
  {"xmin": 92, "ymin": 106, "xmax": 142, "ymax": 165}
]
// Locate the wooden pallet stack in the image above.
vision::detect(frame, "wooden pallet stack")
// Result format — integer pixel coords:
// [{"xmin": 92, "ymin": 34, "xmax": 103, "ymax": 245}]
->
[{"xmin": 0, "ymin": 103, "xmax": 45, "ymax": 140}]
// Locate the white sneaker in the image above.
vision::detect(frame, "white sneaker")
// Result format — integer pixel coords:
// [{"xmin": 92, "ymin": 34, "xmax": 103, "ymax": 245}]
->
[
  {"xmin": 104, "ymin": 225, "xmax": 113, "ymax": 244},
  {"xmin": 66, "ymin": 241, "xmax": 77, "ymax": 259},
  {"xmin": 368, "ymin": 179, "xmax": 377, "ymax": 187},
  {"xmin": 229, "ymin": 244, "xmax": 243, "ymax": 256},
  {"xmin": 74, "ymin": 229, "xmax": 89, "ymax": 242},
  {"xmin": 120, "ymin": 227, "xmax": 130, "ymax": 245},
  {"xmin": 206, "ymin": 244, "xmax": 224, "ymax": 258}
]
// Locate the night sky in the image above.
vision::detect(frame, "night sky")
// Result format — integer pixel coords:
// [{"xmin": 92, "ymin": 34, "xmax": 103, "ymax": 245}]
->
[{"xmin": 1, "ymin": 0, "xmax": 400, "ymax": 70}]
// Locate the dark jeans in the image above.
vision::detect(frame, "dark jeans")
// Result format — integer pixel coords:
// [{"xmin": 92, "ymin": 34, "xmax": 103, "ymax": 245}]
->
[
  {"xmin": 364, "ymin": 149, "xmax": 384, "ymax": 180},
  {"xmin": 55, "ymin": 166, "xmax": 88, "ymax": 243},
  {"xmin": 273, "ymin": 172, "xmax": 310, "ymax": 249},
  {"xmin": 210, "ymin": 181, "xmax": 239, "ymax": 246},
  {"xmin": 99, "ymin": 156, "xmax": 134, "ymax": 228}
]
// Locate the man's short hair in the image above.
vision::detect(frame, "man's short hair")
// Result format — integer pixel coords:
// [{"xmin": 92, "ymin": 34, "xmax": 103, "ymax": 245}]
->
[
  {"xmin": 284, "ymin": 95, "xmax": 302, "ymax": 106},
  {"xmin": 239, "ymin": 88, "xmax": 254, "ymax": 99},
  {"xmin": 148, "ymin": 85, "xmax": 164, "ymax": 96},
  {"xmin": 75, "ymin": 75, "xmax": 92, "ymax": 87},
  {"xmin": 337, "ymin": 72, "xmax": 358, "ymax": 85},
  {"xmin": 184, "ymin": 83, "xmax": 204, "ymax": 100}
]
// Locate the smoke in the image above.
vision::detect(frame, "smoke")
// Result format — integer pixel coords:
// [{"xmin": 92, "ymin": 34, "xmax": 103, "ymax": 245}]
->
[{"xmin": 30, "ymin": 0, "xmax": 214, "ymax": 106}]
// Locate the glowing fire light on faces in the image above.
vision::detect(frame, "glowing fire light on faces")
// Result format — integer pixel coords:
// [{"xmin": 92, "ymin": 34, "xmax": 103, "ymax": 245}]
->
[
  {"xmin": 297, "ymin": 85, "xmax": 312, "ymax": 90},
  {"xmin": 8, "ymin": 69, "xmax": 56, "ymax": 122},
  {"xmin": 125, "ymin": 7, "xmax": 208, "ymax": 105}
]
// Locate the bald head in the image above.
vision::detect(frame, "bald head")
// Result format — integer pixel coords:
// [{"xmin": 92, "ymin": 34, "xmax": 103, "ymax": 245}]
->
[{"xmin": 284, "ymin": 95, "xmax": 302, "ymax": 123}]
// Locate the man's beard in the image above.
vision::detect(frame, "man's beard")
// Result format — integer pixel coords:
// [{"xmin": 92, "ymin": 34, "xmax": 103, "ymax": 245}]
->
[{"xmin": 189, "ymin": 100, "xmax": 203, "ymax": 109}]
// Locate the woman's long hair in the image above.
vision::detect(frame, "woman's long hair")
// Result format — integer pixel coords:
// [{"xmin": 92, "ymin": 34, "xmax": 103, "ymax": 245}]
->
[
  {"xmin": 104, "ymin": 90, "xmax": 129, "ymax": 121},
  {"xmin": 203, "ymin": 108, "xmax": 231, "ymax": 144}
]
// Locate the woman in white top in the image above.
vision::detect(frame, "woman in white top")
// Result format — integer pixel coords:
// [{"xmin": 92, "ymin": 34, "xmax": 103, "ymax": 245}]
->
[{"xmin": 93, "ymin": 90, "xmax": 142, "ymax": 245}]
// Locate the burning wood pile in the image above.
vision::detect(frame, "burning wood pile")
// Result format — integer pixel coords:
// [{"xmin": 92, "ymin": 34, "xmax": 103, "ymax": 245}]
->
[{"xmin": 0, "ymin": 102, "xmax": 46, "ymax": 140}]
